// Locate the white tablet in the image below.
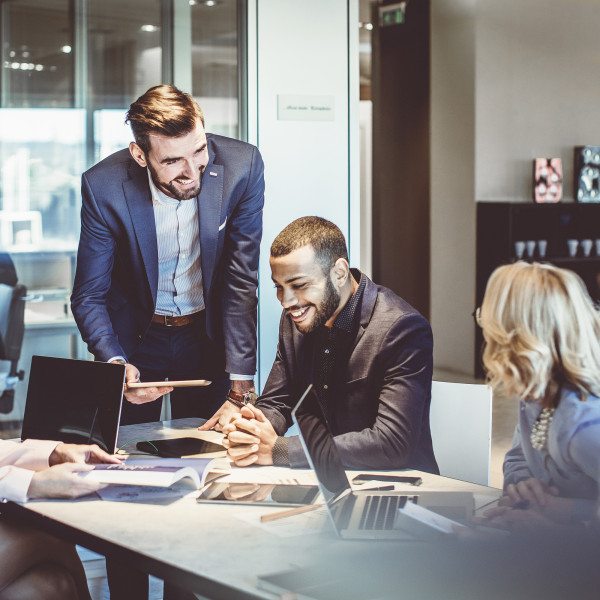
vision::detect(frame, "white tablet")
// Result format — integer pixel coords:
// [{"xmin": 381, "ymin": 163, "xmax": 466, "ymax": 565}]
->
[{"xmin": 126, "ymin": 379, "xmax": 211, "ymax": 388}]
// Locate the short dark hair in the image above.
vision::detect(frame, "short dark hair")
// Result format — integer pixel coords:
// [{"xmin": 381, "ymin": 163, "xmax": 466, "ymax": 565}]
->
[
  {"xmin": 270, "ymin": 217, "xmax": 349, "ymax": 274},
  {"xmin": 125, "ymin": 85, "xmax": 205, "ymax": 155}
]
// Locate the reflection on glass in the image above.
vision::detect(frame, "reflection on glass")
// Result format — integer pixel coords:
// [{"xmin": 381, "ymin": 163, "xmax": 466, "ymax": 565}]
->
[
  {"xmin": 1, "ymin": 0, "xmax": 73, "ymax": 108},
  {"xmin": 0, "ymin": 109, "xmax": 85, "ymax": 250},
  {"xmin": 191, "ymin": 0, "xmax": 240, "ymax": 137}
]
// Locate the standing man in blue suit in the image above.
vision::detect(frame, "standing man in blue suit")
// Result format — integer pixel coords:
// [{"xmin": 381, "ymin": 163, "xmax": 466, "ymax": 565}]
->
[{"xmin": 71, "ymin": 85, "xmax": 264, "ymax": 428}]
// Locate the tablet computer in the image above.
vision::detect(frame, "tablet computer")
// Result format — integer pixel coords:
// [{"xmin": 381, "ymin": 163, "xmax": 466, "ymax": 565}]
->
[
  {"xmin": 197, "ymin": 482, "xmax": 320, "ymax": 507},
  {"xmin": 126, "ymin": 379, "xmax": 211, "ymax": 388}
]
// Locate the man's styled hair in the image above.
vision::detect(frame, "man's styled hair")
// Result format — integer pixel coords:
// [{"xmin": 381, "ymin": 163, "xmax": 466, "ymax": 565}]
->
[
  {"xmin": 270, "ymin": 216, "xmax": 348, "ymax": 274},
  {"xmin": 481, "ymin": 261, "xmax": 600, "ymax": 405},
  {"xmin": 125, "ymin": 85, "xmax": 205, "ymax": 155}
]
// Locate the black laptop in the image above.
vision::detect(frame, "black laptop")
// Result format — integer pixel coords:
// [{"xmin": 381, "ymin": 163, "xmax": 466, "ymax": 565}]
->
[{"xmin": 21, "ymin": 356, "xmax": 126, "ymax": 453}]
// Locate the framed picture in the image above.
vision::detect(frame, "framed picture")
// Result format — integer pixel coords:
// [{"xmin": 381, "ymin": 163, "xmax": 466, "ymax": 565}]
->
[
  {"xmin": 574, "ymin": 146, "xmax": 600, "ymax": 202},
  {"xmin": 533, "ymin": 158, "xmax": 563, "ymax": 203}
]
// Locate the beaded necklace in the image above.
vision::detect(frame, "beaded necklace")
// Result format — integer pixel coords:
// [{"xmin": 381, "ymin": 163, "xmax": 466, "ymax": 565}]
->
[
  {"xmin": 530, "ymin": 407, "xmax": 555, "ymax": 450},
  {"xmin": 530, "ymin": 384, "xmax": 562, "ymax": 451}
]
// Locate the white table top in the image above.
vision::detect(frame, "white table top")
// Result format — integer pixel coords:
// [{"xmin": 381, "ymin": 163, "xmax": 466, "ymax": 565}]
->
[{"xmin": 4, "ymin": 419, "xmax": 501, "ymax": 599}]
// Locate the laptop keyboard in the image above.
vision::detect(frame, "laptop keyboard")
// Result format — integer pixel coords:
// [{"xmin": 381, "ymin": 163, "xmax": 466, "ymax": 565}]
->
[{"xmin": 359, "ymin": 495, "xmax": 403, "ymax": 530}]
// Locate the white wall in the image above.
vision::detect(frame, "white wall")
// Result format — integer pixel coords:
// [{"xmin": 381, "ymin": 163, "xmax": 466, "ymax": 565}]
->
[
  {"xmin": 431, "ymin": 0, "xmax": 600, "ymax": 376},
  {"xmin": 248, "ymin": 0, "xmax": 359, "ymax": 390},
  {"xmin": 430, "ymin": 0, "xmax": 476, "ymax": 375}
]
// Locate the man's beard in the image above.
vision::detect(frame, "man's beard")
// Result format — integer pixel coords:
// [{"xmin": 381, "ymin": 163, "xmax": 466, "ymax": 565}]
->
[
  {"xmin": 148, "ymin": 162, "xmax": 203, "ymax": 201},
  {"xmin": 294, "ymin": 277, "xmax": 340, "ymax": 334}
]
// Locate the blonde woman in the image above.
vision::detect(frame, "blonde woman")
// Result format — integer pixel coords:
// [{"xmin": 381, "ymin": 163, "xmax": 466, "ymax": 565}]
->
[{"xmin": 479, "ymin": 261, "xmax": 600, "ymax": 526}]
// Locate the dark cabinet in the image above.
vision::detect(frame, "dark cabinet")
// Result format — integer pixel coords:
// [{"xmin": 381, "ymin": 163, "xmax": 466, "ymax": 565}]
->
[{"xmin": 475, "ymin": 202, "xmax": 600, "ymax": 377}]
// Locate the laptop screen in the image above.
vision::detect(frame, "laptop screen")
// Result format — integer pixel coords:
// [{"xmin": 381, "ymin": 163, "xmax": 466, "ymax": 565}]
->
[
  {"xmin": 292, "ymin": 385, "xmax": 352, "ymax": 505},
  {"xmin": 21, "ymin": 356, "xmax": 125, "ymax": 453}
]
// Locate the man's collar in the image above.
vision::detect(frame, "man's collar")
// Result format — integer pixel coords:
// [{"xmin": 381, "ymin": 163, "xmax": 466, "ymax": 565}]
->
[{"xmin": 331, "ymin": 271, "xmax": 366, "ymax": 333}]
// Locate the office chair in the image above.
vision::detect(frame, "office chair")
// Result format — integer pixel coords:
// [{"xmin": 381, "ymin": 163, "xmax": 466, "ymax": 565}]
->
[
  {"xmin": 0, "ymin": 253, "xmax": 26, "ymax": 414},
  {"xmin": 429, "ymin": 381, "xmax": 493, "ymax": 486}
]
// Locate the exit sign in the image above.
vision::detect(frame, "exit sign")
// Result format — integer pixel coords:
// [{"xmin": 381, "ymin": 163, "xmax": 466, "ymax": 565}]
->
[{"xmin": 379, "ymin": 2, "xmax": 407, "ymax": 27}]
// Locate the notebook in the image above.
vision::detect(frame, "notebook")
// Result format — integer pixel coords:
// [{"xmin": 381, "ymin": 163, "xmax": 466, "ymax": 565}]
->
[
  {"xmin": 292, "ymin": 384, "xmax": 474, "ymax": 540},
  {"xmin": 21, "ymin": 355, "xmax": 126, "ymax": 453}
]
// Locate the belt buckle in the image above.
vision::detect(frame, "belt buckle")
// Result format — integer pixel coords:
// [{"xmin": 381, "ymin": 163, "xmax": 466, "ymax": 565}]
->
[{"xmin": 163, "ymin": 315, "xmax": 173, "ymax": 327}]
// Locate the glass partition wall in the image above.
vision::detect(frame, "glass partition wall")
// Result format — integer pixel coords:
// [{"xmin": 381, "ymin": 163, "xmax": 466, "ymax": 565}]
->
[{"xmin": 0, "ymin": 0, "xmax": 245, "ymax": 425}]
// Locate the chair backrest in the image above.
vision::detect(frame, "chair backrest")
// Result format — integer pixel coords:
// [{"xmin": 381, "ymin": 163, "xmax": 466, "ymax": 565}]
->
[{"xmin": 429, "ymin": 381, "xmax": 492, "ymax": 486}]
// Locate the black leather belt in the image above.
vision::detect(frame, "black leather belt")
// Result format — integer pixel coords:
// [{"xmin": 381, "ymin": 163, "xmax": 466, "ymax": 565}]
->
[{"xmin": 152, "ymin": 312, "xmax": 202, "ymax": 327}]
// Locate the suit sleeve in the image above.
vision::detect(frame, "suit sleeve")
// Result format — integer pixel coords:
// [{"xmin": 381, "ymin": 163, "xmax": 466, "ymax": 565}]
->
[
  {"xmin": 220, "ymin": 147, "xmax": 265, "ymax": 376},
  {"xmin": 502, "ymin": 423, "xmax": 534, "ymax": 488},
  {"xmin": 71, "ymin": 173, "xmax": 127, "ymax": 362},
  {"xmin": 255, "ymin": 313, "xmax": 296, "ymax": 434}
]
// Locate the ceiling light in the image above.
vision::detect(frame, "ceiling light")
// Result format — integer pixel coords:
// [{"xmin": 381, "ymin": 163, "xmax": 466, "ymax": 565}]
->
[
  {"xmin": 189, "ymin": 0, "xmax": 198, "ymax": 4},
  {"xmin": 364, "ymin": 23, "xmax": 373, "ymax": 31},
  {"xmin": 61, "ymin": 45, "xmax": 72, "ymax": 54},
  {"xmin": 205, "ymin": 0, "xmax": 216, "ymax": 6},
  {"xmin": 140, "ymin": 24, "xmax": 159, "ymax": 33}
]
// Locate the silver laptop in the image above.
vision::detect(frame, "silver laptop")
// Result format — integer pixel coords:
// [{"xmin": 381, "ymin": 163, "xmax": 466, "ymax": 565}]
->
[
  {"xmin": 21, "ymin": 356, "xmax": 126, "ymax": 453},
  {"xmin": 292, "ymin": 384, "xmax": 473, "ymax": 540}
]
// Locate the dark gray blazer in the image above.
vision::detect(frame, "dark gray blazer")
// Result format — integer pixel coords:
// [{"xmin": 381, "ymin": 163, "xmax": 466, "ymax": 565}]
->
[
  {"xmin": 257, "ymin": 273, "xmax": 439, "ymax": 473},
  {"xmin": 71, "ymin": 134, "xmax": 264, "ymax": 376}
]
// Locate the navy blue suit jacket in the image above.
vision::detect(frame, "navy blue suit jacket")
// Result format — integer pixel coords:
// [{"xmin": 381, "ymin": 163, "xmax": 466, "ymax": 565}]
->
[
  {"xmin": 257, "ymin": 273, "xmax": 439, "ymax": 473},
  {"xmin": 71, "ymin": 134, "xmax": 264, "ymax": 376}
]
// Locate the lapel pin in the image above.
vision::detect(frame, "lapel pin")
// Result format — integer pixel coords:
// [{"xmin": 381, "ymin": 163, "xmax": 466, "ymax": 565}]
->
[{"xmin": 209, "ymin": 171, "xmax": 218, "ymax": 177}]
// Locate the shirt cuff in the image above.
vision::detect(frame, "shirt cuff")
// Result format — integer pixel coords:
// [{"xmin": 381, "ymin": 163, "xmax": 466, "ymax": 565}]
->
[
  {"xmin": 0, "ymin": 466, "xmax": 36, "ymax": 504},
  {"xmin": 272, "ymin": 437, "xmax": 290, "ymax": 466},
  {"xmin": 107, "ymin": 356, "xmax": 127, "ymax": 364},
  {"xmin": 229, "ymin": 374, "xmax": 254, "ymax": 381}
]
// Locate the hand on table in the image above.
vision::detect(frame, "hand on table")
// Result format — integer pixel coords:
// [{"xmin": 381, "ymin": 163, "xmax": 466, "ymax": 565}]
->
[
  {"xmin": 49, "ymin": 443, "xmax": 122, "ymax": 466},
  {"xmin": 28, "ymin": 463, "xmax": 107, "ymax": 499},
  {"xmin": 199, "ymin": 401, "xmax": 239, "ymax": 432},
  {"xmin": 221, "ymin": 405, "xmax": 277, "ymax": 467},
  {"xmin": 199, "ymin": 379, "xmax": 256, "ymax": 432}
]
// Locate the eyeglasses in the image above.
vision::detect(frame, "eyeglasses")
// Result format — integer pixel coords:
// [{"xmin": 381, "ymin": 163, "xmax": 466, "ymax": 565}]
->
[{"xmin": 472, "ymin": 307, "xmax": 482, "ymax": 328}]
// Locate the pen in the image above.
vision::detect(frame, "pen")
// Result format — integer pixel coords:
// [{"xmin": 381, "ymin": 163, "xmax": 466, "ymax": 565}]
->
[
  {"xmin": 511, "ymin": 499, "xmax": 531, "ymax": 510},
  {"xmin": 260, "ymin": 503, "xmax": 322, "ymax": 523}
]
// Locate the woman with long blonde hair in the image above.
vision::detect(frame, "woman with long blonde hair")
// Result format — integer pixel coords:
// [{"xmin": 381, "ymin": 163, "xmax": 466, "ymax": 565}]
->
[{"xmin": 480, "ymin": 261, "xmax": 600, "ymax": 525}]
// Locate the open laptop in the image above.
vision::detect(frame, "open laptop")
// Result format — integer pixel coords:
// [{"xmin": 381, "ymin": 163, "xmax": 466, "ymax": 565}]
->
[
  {"xmin": 21, "ymin": 355, "xmax": 126, "ymax": 453},
  {"xmin": 292, "ymin": 384, "xmax": 474, "ymax": 540}
]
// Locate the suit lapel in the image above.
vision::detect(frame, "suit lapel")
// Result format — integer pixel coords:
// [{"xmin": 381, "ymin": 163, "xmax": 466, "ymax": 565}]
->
[
  {"xmin": 198, "ymin": 148, "xmax": 224, "ymax": 297},
  {"xmin": 123, "ymin": 162, "xmax": 158, "ymax": 304}
]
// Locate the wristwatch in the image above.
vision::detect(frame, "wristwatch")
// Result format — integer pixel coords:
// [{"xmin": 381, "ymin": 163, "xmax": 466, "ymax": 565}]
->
[{"xmin": 226, "ymin": 389, "xmax": 258, "ymax": 408}]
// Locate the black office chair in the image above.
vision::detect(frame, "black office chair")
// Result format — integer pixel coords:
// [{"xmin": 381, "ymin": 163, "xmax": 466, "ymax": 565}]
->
[{"xmin": 0, "ymin": 253, "xmax": 26, "ymax": 414}]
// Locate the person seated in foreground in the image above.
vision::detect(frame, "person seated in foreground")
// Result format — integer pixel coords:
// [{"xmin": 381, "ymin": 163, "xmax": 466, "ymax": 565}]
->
[
  {"xmin": 0, "ymin": 439, "xmax": 120, "ymax": 600},
  {"xmin": 477, "ymin": 261, "xmax": 600, "ymax": 530},
  {"xmin": 222, "ymin": 216, "xmax": 438, "ymax": 473}
]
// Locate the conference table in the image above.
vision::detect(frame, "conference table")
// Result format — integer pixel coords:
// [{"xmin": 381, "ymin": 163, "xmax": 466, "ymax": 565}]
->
[{"xmin": 2, "ymin": 419, "xmax": 503, "ymax": 600}]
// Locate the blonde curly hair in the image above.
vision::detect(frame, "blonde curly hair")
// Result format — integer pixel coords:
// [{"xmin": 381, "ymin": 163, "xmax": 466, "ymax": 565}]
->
[{"xmin": 480, "ymin": 261, "xmax": 600, "ymax": 406}]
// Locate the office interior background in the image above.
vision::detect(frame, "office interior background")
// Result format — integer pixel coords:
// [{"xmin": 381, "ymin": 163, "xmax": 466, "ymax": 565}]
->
[{"xmin": 2, "ymin": 0, "xmax": 600, "ymax": 437}]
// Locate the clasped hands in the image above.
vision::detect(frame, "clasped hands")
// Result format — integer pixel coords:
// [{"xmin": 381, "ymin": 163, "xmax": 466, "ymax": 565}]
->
[{"xmin": 221, "ymin": 405, "xmax": 277, "ymax": 466}]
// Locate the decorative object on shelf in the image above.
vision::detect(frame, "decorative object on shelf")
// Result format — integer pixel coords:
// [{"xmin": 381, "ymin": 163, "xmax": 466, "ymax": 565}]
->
[
  {"xmin": 514, "ymin": 241, "xmax": 526, "ymax": 260},
  {"xmin": 581, "ymin": 239, "xmax": 593, "ymax": 257},
  {"xmin": 533, "ymin": 158, "xmax": 563, "ymax": 203},
  {"xmin": 574, "ymin": 146, "xmax": 600, "ymax": 202},
  {"xmin": 567, "ymin": 239, "xmax": 579, "ymax": 258},
  {"xmin": 538, "ymin": 240, "xmax": 548, "ymax": 259},
  {"xmin": 530, "ymin": 407, "xmax": 555, "ymax": 451}
]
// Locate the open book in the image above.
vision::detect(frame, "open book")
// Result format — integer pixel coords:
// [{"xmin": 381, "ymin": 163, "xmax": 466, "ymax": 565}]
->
[{"xmin": 80, "ymin": 457, "xmax": 230, "ymax": 489}]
